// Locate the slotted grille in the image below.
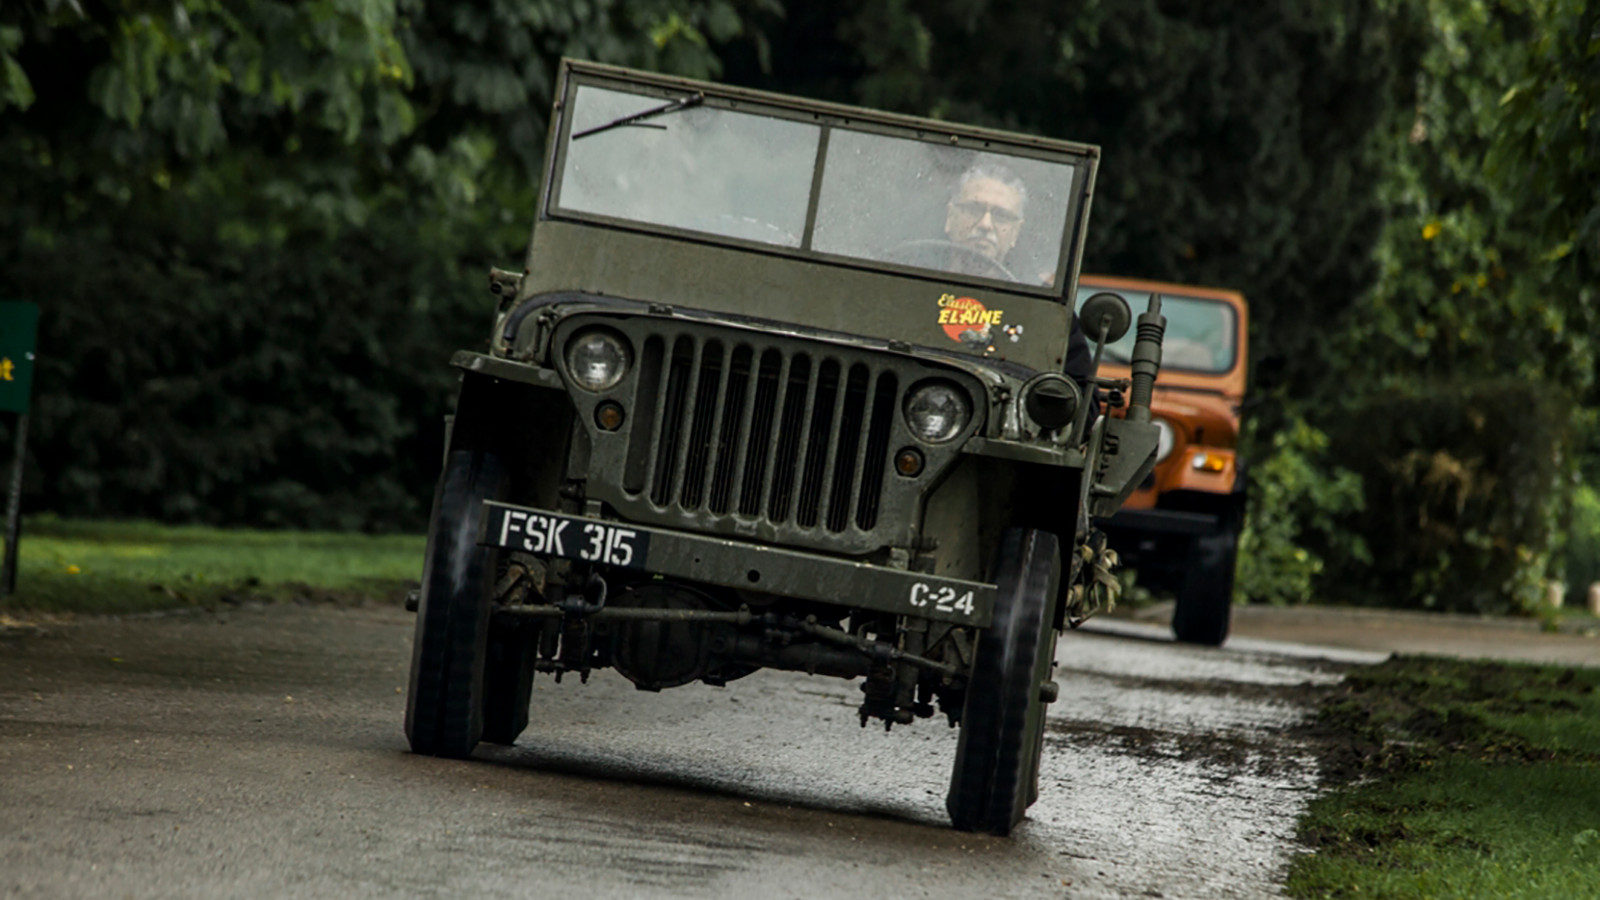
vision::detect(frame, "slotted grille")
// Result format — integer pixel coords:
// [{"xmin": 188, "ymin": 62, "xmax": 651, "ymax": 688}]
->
[{"xmin": 623, "ymin": 333, "xmax": 898, "ymax": 535}]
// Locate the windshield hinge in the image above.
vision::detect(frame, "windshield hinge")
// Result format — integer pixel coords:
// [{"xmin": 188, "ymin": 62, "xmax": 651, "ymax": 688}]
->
[{"xmin": 488, "ymin": 267, "xmax": 524, "ymax": 303}]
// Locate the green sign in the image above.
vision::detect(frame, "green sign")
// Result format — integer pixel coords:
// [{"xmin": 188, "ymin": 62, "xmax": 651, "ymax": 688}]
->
[{"xmin": 0, "ymin": 302, "xmax": 38, "ymax": 415}]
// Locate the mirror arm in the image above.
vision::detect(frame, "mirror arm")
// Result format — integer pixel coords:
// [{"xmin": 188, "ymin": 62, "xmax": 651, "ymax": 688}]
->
[{"xmin": 1069, "ymin": 312, "xmax": 1112, "ymax": 446}]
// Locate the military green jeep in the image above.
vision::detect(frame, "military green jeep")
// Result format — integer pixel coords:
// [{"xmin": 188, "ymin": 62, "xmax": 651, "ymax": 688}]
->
[{"xmin": 405, "ymin": 59, "xmax": 1168, "ymax": 835}]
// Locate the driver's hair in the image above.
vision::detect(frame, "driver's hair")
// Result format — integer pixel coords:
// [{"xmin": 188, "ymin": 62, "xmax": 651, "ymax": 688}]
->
[{"xmin": 955, "ymin": 160, "xmax": 1028, "ymax": 217}]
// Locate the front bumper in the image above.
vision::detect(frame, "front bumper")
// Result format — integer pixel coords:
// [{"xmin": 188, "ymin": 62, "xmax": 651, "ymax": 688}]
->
[{"xmin": 478, "ymin": 500, "xmax": 998, "ymax": 628}]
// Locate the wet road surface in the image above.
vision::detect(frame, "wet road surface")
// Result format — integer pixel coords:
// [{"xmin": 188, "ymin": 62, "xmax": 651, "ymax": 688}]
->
[{"xmin": 0, "ymin": 606, "xmax": 1381, "ymax": 899}]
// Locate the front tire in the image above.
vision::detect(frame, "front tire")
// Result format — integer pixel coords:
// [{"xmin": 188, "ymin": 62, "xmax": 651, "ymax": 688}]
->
[
  {"xmin": 947, "ymin": 528, "xmax": 1061, "ymax": 835},
  {"xmin": 479, "ymin": 622, "xmax": 536, "ymax": 746},
  {"xmin": 1171, "ymin": 522, "xmax": 1238, "ymax": 647},
  {"xmin": 405, "ymin": 450, "xmax": 505, "ymax": 758}
]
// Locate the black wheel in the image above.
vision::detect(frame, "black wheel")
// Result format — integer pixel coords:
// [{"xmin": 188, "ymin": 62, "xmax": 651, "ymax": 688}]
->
[
  {"xmin": 1171, "ymin": 523, "xmax": 1239, "ymax": 646},
  {"xmin": 405, "ymin": 449, "xmax": 505, "ymax": 757},
  {"xmin": 948, "ymin": 528, "xmax": 1061, "ymax": 835}
]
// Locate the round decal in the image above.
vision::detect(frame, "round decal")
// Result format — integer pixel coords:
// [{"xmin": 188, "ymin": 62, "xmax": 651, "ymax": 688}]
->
[{"xmin": 937, "ymin": 292, "xmax": 1007, "ymax": 349}]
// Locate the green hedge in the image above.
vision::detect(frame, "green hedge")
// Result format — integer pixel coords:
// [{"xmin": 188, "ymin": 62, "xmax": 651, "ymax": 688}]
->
[
  {"xmin": 1320, "ymin": 379, "xmax": 1567, "ymax": 614},
  {"xmin": 1563, "ymin": 485, "xmax": 1600, "ymax": 608},
  {"xmin": 1, "ymin": 194, "xmax": 499, "ymax": 533}
]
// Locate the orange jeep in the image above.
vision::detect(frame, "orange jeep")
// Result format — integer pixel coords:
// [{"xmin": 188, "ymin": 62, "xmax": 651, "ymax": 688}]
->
[{"xmin": 1075, "ymin": 275, "xmax": 1249, "ymax": 645}]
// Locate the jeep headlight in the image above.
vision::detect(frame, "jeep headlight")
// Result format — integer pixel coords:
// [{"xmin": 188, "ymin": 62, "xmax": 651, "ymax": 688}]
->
[
  {"xmin": 1154, "ymin": 417, "xmax": 1175, "ymax": 462},
  {"xmin": 566, "ymin": 329, "xmax": 631, "ymax": 392},
  {"xmin": 1021, "ymin": 373, "xmax": 1081, "ymax": 431},
  {"xmin": 904, "ymin": 381, "xmax": 971, "ymax": 443}
]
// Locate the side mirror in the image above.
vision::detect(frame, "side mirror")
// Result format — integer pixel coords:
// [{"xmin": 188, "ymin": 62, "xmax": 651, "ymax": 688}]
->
[{"xmin": 1078, "ymin": 292, "xmax": 1132, "ymax": 344}]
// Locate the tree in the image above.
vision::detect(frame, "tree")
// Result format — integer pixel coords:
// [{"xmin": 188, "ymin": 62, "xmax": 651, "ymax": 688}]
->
[
  {"xmin": 0, "ymin": 0, "xmax": 775, "ymax": 530},
  {"xmin": 1321, "ymin": 0, "xmax": 1598, "ymax": 611}
]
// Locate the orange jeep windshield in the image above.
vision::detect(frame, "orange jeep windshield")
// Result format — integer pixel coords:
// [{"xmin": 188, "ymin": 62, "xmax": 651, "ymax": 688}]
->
[
  {"xmin": 553, "ymin": 83, "xmax": 1080, "ymax": 291},
  {"xmin": 1074, "ymin": 289, "xmax": 1239, "ymax": 374}
]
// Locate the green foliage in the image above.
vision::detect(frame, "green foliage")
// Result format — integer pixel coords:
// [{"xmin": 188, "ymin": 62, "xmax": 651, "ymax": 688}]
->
[
  {"xmin": 4, "ymin": 0, "xmax": 414, "ymax": 165},
  {"xmin": 1323, "ymin": 379, "xmax": 1566, "ymax": 614},
  {"xmin": 1562, "ymin": 484, "xmax": 1600, "ymax": 606},
  {"xmin": 1235, "ymin": 418, "xmax": 1367, "ymax": 605},
  {"xmin": 1350, "ymin": 0, "xmax": 1598, "ymax": 402},
  {"xmin": 0, "ymin": 0, "xmax": 773, "ymax": 531},
  {"xmin": 1315, "ymin": 0, "xmax": 1598, "ymax": 609},
  {"xmin": 1485, "ymin": 0, "xmax": 1599, "ymax": 315},
  {"xmin": 1, "ymin": 190, "xmax": 481, "ymax": 530},
  {"xmin": 0, "ymin": 24, "xmax": 32, "ymax": 110}
]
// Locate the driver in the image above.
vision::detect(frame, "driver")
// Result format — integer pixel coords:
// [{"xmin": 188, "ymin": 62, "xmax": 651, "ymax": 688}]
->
[
  {"xmin": 944, "ymin": 162, "xmax": 1096, "ymax": 416},
  {"xmin": 944, "ymin": 163, "xmax": 1027, "ymax": 269}
]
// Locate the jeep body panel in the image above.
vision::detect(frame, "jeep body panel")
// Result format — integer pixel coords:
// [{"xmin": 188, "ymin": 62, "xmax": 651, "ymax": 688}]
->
[{"xmin": 516, "ymin": 221, "xmax": 1077, "ymax": 373}]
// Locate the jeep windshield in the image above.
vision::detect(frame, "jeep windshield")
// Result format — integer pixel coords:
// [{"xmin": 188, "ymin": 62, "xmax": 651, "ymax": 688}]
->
[
  {"xmin": 551, "ymin": 82, "xmax": 1083, "ymax": 292},
  {"xmin": 1075, "ymin": 288, "xmax": 1239, "ymax": 373}
]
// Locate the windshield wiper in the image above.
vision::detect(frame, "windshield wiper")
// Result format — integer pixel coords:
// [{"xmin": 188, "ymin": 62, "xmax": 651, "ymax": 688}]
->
[{"xmin": 573, "ymin": 92, "xmax": 705, "ymax": 140}]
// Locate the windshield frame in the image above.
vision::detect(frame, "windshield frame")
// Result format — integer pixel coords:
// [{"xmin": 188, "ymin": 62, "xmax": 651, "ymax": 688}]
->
[{"xmin": 541, "ymin": 61, "xmax": 1099, "ymax": 302}]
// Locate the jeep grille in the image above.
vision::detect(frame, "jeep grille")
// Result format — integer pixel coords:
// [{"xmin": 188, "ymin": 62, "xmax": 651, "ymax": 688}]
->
[{"xmin": 624, "ymin": 335, "xmax": 898, "ymax": 536}]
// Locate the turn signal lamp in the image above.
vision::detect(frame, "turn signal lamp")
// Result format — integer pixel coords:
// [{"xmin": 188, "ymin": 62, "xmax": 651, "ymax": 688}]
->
[
  {"xmin": 1191, "ymin": 452, "xmax": 1228, "ymax": 473},
  {"xmin": 895, "ymin": 448, "xmax": 925, "ymax": 477},
  {"xmin": 595, "ymin": 401, "xmax": 626, "ymax": 431}
]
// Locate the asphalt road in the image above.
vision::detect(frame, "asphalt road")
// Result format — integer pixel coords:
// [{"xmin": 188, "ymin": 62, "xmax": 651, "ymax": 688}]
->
[{"xmin": 0, "ymin": 604, "xmax": 1383, "ymax": 900}]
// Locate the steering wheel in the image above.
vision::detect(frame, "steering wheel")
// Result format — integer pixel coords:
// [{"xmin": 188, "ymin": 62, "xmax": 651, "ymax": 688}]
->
[{"xmin": 885, "ymin": 239, "xmax": 1016, "ymax": 281}]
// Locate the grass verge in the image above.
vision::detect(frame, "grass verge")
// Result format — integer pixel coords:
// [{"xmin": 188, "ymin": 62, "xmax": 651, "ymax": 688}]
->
[
  {"xmin": 1, "ymin": 515, "xmax": 424, "ymax": 616},
  {"xmin": 1289, "ymin": 656, "xmax": 1600, "ymax": 899}
]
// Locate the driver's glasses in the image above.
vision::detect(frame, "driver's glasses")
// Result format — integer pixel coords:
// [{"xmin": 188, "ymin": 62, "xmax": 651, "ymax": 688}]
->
[{"xmin": 950, "ymin": 200, "xmax": 1021, "ymax": 228}]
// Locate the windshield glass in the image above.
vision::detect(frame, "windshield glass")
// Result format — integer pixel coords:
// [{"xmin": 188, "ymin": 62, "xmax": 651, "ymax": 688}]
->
[
  {"xmin": 559, "ymin": 87, "xmax": 819, "ymax": 247},
  {"xmin": 554, "ymin": 83, "xmax": 1080, "ymax": 289},
  {"xmin": 1074, "ymin": 289, "xmax": 1239, "ymax": 373},
  {"xmin": 813, "ymin": 130, "xmax": 1075, "ymax": 287}
]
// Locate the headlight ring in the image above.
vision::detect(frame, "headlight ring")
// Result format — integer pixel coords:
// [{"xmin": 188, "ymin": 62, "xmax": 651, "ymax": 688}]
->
[
  {"xmin": 565, "ymin": 328, "xmax": 632, "ymax": 392},
  {"xmin": 904, "ymin": 381, "xmax": 973, "ymax": 443}
]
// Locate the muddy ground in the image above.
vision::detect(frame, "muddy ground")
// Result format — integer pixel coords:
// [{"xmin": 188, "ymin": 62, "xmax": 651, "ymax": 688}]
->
[{"xmin": 1, "ymin": 603, "xmax": 1385, "ymax": 899}]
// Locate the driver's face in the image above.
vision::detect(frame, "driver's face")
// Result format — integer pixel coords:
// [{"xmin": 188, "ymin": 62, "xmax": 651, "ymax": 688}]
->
[{"xmin": 945, "ymin": 176, "xmax": 1024, "ymax": 262}]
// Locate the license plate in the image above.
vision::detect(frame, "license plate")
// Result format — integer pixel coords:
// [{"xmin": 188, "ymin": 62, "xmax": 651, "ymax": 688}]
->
[{"xmin": 484, "ymin": 506, "xmax": 649, "ymax": 568}]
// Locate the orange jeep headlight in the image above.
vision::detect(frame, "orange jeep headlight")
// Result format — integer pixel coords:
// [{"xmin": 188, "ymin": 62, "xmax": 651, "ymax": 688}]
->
[{"xmin": 1153, "ymin": 418, "xmax": 1175, "ymax": 462}]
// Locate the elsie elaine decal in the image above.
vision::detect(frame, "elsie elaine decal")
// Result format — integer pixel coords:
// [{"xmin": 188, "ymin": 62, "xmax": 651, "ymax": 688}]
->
[{"xmin": 937, "ymin": 292, "xmax": 1007, "ymax": 350}]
